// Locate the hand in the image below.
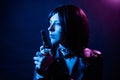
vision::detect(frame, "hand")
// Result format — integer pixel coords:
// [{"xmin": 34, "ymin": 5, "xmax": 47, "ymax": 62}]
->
[
  {"xmin": 84, "ymin": 48, "xmax": 101, "ymax": 58},
  {"xmin": 33, "ymin": 46, "xmax": 51, "ymax": 69}
]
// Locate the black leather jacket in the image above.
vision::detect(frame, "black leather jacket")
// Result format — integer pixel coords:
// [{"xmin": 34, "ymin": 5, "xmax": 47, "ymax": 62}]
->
[{"xmin": 35, "ymin": 54, "xmax": 102, "ymax": 80}]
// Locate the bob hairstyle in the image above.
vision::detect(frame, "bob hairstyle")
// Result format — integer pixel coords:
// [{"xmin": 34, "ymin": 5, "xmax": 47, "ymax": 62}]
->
[{"xmin": 48, "ymin": 5, "xmax": 89, "ymax": 56}]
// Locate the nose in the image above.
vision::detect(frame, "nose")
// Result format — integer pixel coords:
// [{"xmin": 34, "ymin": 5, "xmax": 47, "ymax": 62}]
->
[{"xmin": 48, "ymin": 24, "xmax": 54, "ymax": 31}]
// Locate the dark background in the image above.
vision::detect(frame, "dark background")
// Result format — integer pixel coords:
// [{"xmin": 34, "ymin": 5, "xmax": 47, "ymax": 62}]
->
[{"xmin": 0, "ymin": 0, "xmax": 120, "ymax": 80}]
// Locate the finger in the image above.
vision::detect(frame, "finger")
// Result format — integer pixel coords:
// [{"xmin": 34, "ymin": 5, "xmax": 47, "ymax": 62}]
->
[
  {"xmin": 93, "ymin": 50, "xmax": 101, "ymax": 55},
  {"xmin": 34, "ymin": 61, "xmax": 40, "ymax": 65},
  {"xmin": 33, "ymin": 56, "xmax": 45, "ymax": 69},
  {"xmin": 41, "ymin": 48, "xmax": 50, "ymax": 54},
  {"xmin": 40, "ymin": 46, "xmax": 44, "ymax": 51},
  {"xmin": 33, "ymin": 57, "xmax": 40, "ymax": 61},
  {"xmin": 33, "ymin": 56, "xmax": 45, "ymax": 62},
  {"xmin": 36, "ymin": 51, "xmax": 43, "ymax": 56},
  {"xmin": 34, "ymin": 61, "xmax": 41, "ymax": 69}
]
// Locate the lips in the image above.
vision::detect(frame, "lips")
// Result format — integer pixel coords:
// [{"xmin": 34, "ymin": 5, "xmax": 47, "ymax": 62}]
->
[{"xmin": 49, "ymin": 34, "xmax": 55, "ymax": 39}]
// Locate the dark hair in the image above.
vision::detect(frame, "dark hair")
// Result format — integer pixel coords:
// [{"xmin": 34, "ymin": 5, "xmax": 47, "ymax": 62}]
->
[{"xmin": 48, "ymin": 5, "xmax": 89, "ymax": 56}]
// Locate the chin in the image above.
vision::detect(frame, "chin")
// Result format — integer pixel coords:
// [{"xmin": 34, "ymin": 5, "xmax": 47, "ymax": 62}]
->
[
  {"xmin": 50, "ymin": 39, "xmax": 59, "ymax": 46},
  {"xmin": 51, "ymin": 40, "xmax": 55, "ymax": 45},
  {"xmin": 51, "ymin": 41, "xmax": 57, "ymax": 45}
]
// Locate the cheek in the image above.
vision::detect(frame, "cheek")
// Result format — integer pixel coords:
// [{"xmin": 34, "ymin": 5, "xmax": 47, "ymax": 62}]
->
[
  {"xmin": 50, "ymin": 35, "xmax": 61, "ymax": 45},
  {"xmin": 51, "ymin": 27, "xmax": 62, "ymax": 44},
  {"xmin": 55, "ymin": 27, "xmax": 63, "ymax": 40},
  {"xmin": 56, "ymin": 32, "xmax": 62, "ymax": 39},
  {"xmin": 53, "ymin": 30, "xmax": 62, "ymax": 43}
]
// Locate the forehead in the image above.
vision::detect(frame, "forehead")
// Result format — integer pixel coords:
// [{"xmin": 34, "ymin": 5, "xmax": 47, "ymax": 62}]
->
[{"xmin": 50, "ymin": 13, "xmax": 60, "ymax": 22}]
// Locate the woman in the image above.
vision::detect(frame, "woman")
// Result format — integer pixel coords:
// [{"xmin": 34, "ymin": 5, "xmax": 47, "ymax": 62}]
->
[{"xmin": 33, "ymin": 5, "xmax": 102, "ymax": 80}]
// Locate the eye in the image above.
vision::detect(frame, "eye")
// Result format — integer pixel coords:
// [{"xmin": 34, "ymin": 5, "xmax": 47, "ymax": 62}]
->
[
  {"xmin": 49, "ymin": 20, "xmax": 61, "ymax": 27},
  {"xmin": 54, "ymin": 22, "xmax": 61, "ymax": 26}
]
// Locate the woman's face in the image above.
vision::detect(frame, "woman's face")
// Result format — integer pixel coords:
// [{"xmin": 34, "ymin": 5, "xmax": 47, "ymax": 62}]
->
[{"xmin": 48, "ymin": 13, "xmax": 63, "ymax": 45}]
